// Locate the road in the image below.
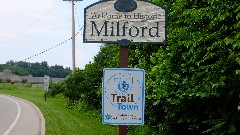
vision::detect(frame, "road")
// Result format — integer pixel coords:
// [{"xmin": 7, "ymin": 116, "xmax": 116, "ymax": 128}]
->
[{"xmin": 0, "ymin": 95, "xmax": 45, "ymax": 135}]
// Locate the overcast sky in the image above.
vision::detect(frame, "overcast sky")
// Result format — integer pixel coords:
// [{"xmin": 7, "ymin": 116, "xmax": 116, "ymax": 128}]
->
[{"xmin": 0, "ymin": 0, "xmax": 101, "ymax": 69}]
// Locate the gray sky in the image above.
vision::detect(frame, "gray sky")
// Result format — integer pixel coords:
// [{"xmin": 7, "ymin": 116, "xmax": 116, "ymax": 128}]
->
[{"xmin": 0, "ymin": 0, "xmax": 101, "ymax": 69}]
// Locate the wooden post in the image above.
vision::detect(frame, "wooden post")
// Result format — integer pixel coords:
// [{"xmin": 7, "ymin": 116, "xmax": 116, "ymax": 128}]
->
[
  {"xmin": 120, "ymin": 46, "xmax": 129, "ymax": 68},
  {"xmin": 119, "ymin": 125, "xmax": 128, "ymax": 135},
  {"xmin": 44, "ymin": 92, "xmax": 47, "ymax": 101},
  {"xmin": 119, "ymin": 46, "xmax": 129, "ymax": 135}
]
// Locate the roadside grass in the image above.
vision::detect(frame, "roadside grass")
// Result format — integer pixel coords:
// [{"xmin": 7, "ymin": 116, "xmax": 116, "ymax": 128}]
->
[{"xmin": 0, "ymin": 83, "xmax": 117, "ymax": 135}]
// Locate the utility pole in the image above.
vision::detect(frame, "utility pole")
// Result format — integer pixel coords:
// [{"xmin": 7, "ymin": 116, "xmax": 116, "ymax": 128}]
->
[
  {"xmin": 72, "ymin": 0, "xmax": 76, "ymax": 73},
  {"xmin": 63, "ymin": 0, "xmax": 82, "ymax": 73}
]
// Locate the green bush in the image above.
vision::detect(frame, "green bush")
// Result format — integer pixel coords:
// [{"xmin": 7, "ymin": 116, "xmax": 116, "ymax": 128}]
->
[
  {"xmin": 63, "ymin": 44, "xmax": 119, "ymax": 109},
  {"xmin": 22, "ymin": 79, "xmax": 27, "ymax": 84},
  {"xmin": 6, "ymin": 79, "xmax": 11, "ymax": 83},
  {"xmin": 48, "ymin": 81, "xmax": 65, "ymax": 97},
  {"xmin": 25, "ymin": 83, "xmax": 32, "ymax": 87},
  {"xmin": 64, "ymin": 69, "xmax": 86, "ymax": 101},
  {"xmin": 60, "ymin": 0, "xmax": 240, "ymax": 134},
  {"xmin": 132, "ymin": 0, "xmax": 240, "ymax": 134}
]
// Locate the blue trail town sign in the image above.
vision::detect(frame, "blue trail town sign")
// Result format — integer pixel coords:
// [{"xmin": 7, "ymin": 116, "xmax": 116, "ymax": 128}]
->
[
  {"xmin": 102, "ymin": 68, "xmax": 145, "ymax": 125},
  {"xmin": 84, "ymin": 0, "xmax": 167, "ymax": 45}
]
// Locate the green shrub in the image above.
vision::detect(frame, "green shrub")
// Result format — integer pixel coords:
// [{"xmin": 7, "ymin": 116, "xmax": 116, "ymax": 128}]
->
[
  {"xmin": 63, "ymin": 44, "xmax": 119, "ymax": 109},
  {"xmin": 132, "ymin": 0, "xmax": 240, "ymax": 134},
  {"xmin": 48, "ymin": 81, "xmax": 65, "ymax": 97},
  {"xmin": 64, "ymin": 69, "xmax": 86, "ymax": 101},
  {"xmin": 6, "ymin": 79, "xmax": 11, "ymax": 83},
  {"xmin": 22, "ymin": 79, "xmax": 27, "ymax": 84},
  {"xmin": 25, "ymin": 83, "xmax": 32, "ymax": 87},
  {"xmin": 56, "ymin": 1, "xmax": 240, "ymax": 134}
]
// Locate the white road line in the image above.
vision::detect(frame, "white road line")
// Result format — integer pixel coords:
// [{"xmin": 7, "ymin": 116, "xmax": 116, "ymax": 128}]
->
[{"xmin": 0, "ymin": 95, "xmax": 22, "ymax": 135}]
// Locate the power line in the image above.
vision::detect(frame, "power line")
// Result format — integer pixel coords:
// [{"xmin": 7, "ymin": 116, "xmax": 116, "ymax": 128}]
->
[
  {"xmin": 20, "ymin": 25, "xmax": 84, "ymax": 62},
  {"xmin": 0, "ymin": 19, "xmax": 72, "ymax": 58}
]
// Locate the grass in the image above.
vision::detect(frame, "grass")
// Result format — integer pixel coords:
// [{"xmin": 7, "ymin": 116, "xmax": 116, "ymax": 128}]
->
[{"xmin": 0, "ymin": 83, "xmax": 117, "ymax": 135}]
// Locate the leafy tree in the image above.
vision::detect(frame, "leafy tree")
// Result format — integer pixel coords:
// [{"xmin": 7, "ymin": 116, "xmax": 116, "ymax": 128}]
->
[
  {"xmin": 135, "ymin": 0, "xmax": 240, "ymax": 134},
  {"xmin": 17, "ymin": 61, "xmax": 29, "ymax": 69},
  {"xmin": 47, "ymin": 65, "xmax": 71, "ymax": 78},
  {"xmin": 6, "ymin": 60, "xmax": 16, "ymax": 66},
  {"xmin": 63, "ymin": 44, "xmax": 119, "ymax": 108},
  {"xmin": 56, "ymin": 0, "xmax": 240, "ymax": 134}
]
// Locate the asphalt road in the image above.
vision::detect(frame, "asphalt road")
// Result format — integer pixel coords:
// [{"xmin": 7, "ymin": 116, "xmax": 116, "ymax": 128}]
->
[{"xmin": 0, "ymin": 95, "xmax": 45, "ymax": 135}]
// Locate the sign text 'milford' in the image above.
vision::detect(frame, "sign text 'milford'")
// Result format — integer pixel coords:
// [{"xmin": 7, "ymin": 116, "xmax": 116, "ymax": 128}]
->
[{"xmin": 90, "ymin": 21, "xmax": 161, "ymax": 38}]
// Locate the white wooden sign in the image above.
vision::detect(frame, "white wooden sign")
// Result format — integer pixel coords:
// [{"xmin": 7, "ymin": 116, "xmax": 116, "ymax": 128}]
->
[
  {"xmin": 84, "ymin": 0, "xmax": 167, "ymax": 44},
  {"xmin": 102, "ymin": 68, "xmax": 145, "ymax": 125},
  {"xmin": 44, "ymin": 75, "xmax": 49, "ymax": 92}
]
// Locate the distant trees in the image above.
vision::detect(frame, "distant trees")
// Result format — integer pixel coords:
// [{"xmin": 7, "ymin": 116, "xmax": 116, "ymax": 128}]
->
[
  {"xmin": 47, "ymin": 65, "xmax": 71, "ymax": 78},
  {"xmin": 0, "ymin": 61, "xmax": 71, "ymax": 78}
]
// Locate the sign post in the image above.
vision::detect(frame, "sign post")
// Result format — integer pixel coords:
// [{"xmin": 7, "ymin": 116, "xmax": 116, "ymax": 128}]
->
[
  {"xmin": 119, "ymin": 46, "xmax": 129, "ymax": 135},
  {"xmin": 44, "ymin": 75, "xmax": 49, "ymax": 101},
  {"xmin": 84, "ymin": 0, "xmax": 167, "ymax": 134}
]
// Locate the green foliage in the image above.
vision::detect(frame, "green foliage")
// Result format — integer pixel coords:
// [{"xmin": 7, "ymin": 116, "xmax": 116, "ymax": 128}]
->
[
  {"xmin": 65, "ymin": 99, "xmax": 102, "ymax": 121},
  {"xmin": 48, "ymin": 81, "xmax": 65, "ymax": 97},
  {"xmin": 25, "ymin": 83, "xmax": 32, "ymax": 87},
  {"xmin": 0, "ymin": 79, "xmax": 2, "ymax": 83},
  {"xmin": 6, "ymin": 79, "xmax": 11, "ymax": 83},
  {"xmin": 128, "ymin": 125, "xmax": 156, "ymax": 135},
  {"xmin": 63, "ymin": 44, "xmax": 119, "ymax": 108},
  {"xmin": 137, "ymin": 0, "xmax": 240, "ymax": 134},
  {"xmin": 61, "ymin": 0, "xmax": 240, "ymax": 135},
  {"xmin": 47, "ymin": 65, "xmax": 71, "ymax": 78},
  {"xmin": 22, "ymin": 79, "xmax": 27, "ymax": 84},
  {"xmin": 64, "ymin": 69, "xmax": 86, "ymax": 101}
]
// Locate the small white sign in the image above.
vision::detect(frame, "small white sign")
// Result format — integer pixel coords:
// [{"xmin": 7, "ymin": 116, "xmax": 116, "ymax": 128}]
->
[
  {"xmin": 44, "ymin": 75, "xmax": 49, "ymax": 92},
  {"xmin": 102, "ymin": 68, "xmax": 145, "ymax": 125}
]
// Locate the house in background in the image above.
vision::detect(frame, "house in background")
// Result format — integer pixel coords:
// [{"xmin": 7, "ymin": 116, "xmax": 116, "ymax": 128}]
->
[
  {"xmin": 51, "ymin": 78, "xmax": 66, "ymax": 83},
  {"xmin": 24, "ymin": 75, "xmax": 44, "ymax": 84},
  {"xmin": 0, "ymin": 69, "xmax": 22, "ymax": 83},
  {"xmin": 0, "ymin": 69, "xmax": 65, "ymax": 83}
]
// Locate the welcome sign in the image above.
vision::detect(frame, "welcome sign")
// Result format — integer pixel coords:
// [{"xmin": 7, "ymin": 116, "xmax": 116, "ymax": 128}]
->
[
  {"xmin": 102, "ymin": 68, "xmax": 145, "ymax": 125},
  {"xmin": 84, "ymin": 0, "xmax": 167, "ymax": 44}
]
